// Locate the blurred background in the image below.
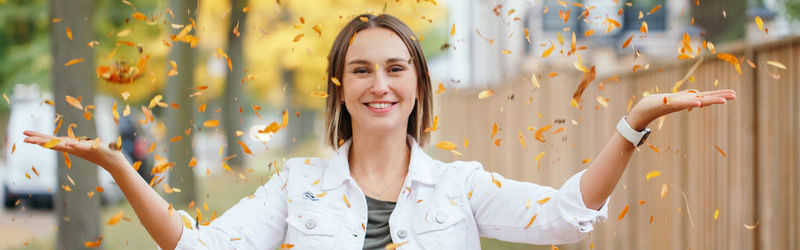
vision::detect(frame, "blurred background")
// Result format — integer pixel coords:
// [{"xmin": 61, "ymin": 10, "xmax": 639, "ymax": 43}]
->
[{"xmin": 0, "ymin": 0, "xmax": 798, "ymax": 249}]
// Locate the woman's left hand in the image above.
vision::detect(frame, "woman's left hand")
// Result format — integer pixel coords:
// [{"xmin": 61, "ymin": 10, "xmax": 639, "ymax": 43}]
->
[{"xmin": 625, "ymin": 89, "xmax": 737, "ymax": 131}]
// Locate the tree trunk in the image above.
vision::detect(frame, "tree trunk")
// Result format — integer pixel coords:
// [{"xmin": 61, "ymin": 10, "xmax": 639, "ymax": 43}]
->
[
  {"xmin": 49, "ymin": 0, "xmax": 102, "ymax": 248},
  {"xmin": 222, "ymin": 0, "xmax": 247, "ymax": 168},
  {"xmin": 165, "ymin": 0, "xmax": 198, "ymax": 207}
]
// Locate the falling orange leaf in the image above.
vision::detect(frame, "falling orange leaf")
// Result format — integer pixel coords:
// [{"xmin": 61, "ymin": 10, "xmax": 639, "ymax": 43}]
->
[
  {"xmin": 65, "ymin": 95, "xmax": 83, "ymax": 110},
  {"xmin": 343, "ymin": 194, "xmax": 351, "ymax": 208},
  {"xmin": 647, "ymin": 5, "xmax": 662, "ymax": 15},
  {"xmin": 132, "ymin": 12, "xmax": 147, "ymax": 21},
  {"xmin": 107, "ymin": 210, "xmax": 124, "ymax": 225},
  {"xmin": 64, "ymin": 58, "xmax": 84, "ymax": 67},
  {"xmin": 238, "ymin": 140, "xmax": 253, "ymax": 155},
  {"xmin": 582, "ymin": 158, "xmax": 592, "ymax": 164},
  {"xmin": 524, "ymin": 214, "xmax": 538, "ymax": 229},
  {"xmin": 622, "ymin": 35, "xmax": 634, "ymax": 49},
  {"xmin": 435, "ymin": 141, "xmax": 457, "ymax": 151},
  {"xmin": 450, "ymin": 23, "xmax": 455, "ymax": 36},
  {"xmin": 43, "ymin": 139, "xmax": 61, "ymax": 148},
  {"xmin": 491, "ymin": 174, "xmax": 501, "ymax": 188},
  {"xmin": 714, "ymin": 146, "xmax": 726, "ymax": 157},
  {"xmin": 83, "ymin": 236, "xmax": 102, "ymax": 248},
  {"xmin": 571, "ymin": 66, "xmax": 596, "ymax": 107},
  {"xmin": 536, "ymin": 197, "xmax": 550, "ymax": 204},
  {"xmin": 312, "ymin": 25, "xmax": 322, "ymax": 37},
  {"xmin": 584, "ymin": 29, "xmax": 595, "ymax": 37},
  {"xmin": 66, "ymin": 26, "xmax": 73, "ymax": 40},
  {"xmin": 541, "ymin": 42, "xmax": 555, "ymax": 58},
  {"xmin": 293, "ymin": 33, "xmax": 304, "ymax": 42},
  {"xmin": 534, "ymin": 125, "xmax": 552, "ymax": 142},
  {"xmin": 717, "ymin": 53, "xmax": 742, "ymax": 74},
  {"xmin": 618, "ymin": 204, "xmax": 629, "ymax": 220},
  {"xmin": 640, "ymin": 21, "xmax": 648, "ymax": 33},
  {"xmin": 203, "ymin": 120, "xmax": 220, "ymax": 128}
]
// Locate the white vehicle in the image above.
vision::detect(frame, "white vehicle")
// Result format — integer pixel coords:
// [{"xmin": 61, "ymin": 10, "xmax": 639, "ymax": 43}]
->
[{"xmin": 3, "ymin": 84, "xmax": 123, "ymax": 209}]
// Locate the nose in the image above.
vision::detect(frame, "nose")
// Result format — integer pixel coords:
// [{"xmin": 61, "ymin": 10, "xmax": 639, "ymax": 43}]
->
[{"xmin": 369, "ymin": 70, "xmax": 390, "ymax": 95}]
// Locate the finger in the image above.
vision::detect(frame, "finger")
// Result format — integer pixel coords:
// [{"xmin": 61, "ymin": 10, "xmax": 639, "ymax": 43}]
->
[
  {"xmin": 697, "ymin": 96, "xmax": 728, "ymax": 107},
  {"xmin": 704, "ymin": 90, "xmax": 736, "ymax": 100}
]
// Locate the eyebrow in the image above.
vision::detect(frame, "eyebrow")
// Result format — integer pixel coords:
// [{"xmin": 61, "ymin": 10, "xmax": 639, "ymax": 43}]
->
[{"xmin": 346, "ymin": 57, "xmax": 412, "ymax": 65}]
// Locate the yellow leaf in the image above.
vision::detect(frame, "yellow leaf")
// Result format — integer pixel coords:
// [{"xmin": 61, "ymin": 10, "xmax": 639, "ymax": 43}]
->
[
  {"xmin": 714, "ymin": 209, "xmax": 719, "ymax": 220},
  {"xmin": 107, "ymin": 210, "xmax": 124, "ymax": 225},
  {"xmin": 501, "ymin": 50, "xmax": 512, "ymax": 54},
  {"xmin": 343, "ymin": 194, "xmax": 351, "ymax": 208},
  {"xmin": 222, "ymin": 163, "xmax": 233, "ymax": 173},
  {"xmin": 517, "ymin": 130, "xmax": 526, "ymax": 148},
  {"xmin": 65, "ymin": 95, "xmax": 83, "ymax": 110},
  {"xmin": 646, "ymin": 171, "xmax": 661, "ymax": 180},
  {"xmin": 596, "ymin": 96, "xmax": 608, "ymax": 107},
  {"xmin": 66, "ymin": 26, "xmax": 73, "ymax": 40},
  {"xmin": 766, "ymin": 60, "xmax": 787, "ymax": 70},
  {"xmin": 435, "ymin": 83, "xmax": 446, "ymax": 94},
  {"xmin": 660, "ymin": 183, "xmax": 668, "ymax": 198},
  {"xmin": 331, "ymin": 77, "xmax": 341, "ymax": 86},
  {"xmin": 530, "ymin": 73, "xmax": 540, "ymax": 88},
  {"xmin": 744, "ymin": 221, "xmax": 759, "ymax": 230},
  {"xmin": 478, "ymin": 89, "xmax": 494, "ymax": 99},
  {"xmin": 450, "ymin": 23, "xmax": 455, "ymax": 36},
  {"xmin": 310, "ymin": 91, "xmax": 329, "ymax": 98},
  {"xmin": 755, "ymin": 16, "xmax": 764, "ymax": 30},
  {"xmin": 582, "ymin": 158, "xmax": 592, "ymax": 164},
  {"xmin": 640, "ymin": 21, "xmax": 648, "ymax": 33},
  {"xmin": 181, "ymin": 214, "xmax": 193, "ymax": 229},
  {"xmin": 717, "ymin": 53, "xmax": 742, "ymax": 74},
  {"xmin": 43, "ymin": 139, "xmax": 61, "ymax": 148},
  {"xmin": 203, "ymin": 120, "xmax": 220, "ymax": 127},
  {"xmin": 435, "ymin": 141, "xmax": 457, "ymax": 151}
]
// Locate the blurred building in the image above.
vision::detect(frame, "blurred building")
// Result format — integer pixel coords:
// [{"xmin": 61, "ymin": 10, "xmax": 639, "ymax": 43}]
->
[{"xmin": 432, "ymin": 0, "xmax": 795, "ymax": 88}]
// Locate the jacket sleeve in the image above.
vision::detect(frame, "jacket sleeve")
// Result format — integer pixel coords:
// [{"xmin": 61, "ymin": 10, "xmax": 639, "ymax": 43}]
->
[
  {"xmin": 168, "ymin": 169, "xmax": 289, "ymax": 249},
  {"xmin": 465, "ymin": 162, "xmax": 608, "ymax": 245}
]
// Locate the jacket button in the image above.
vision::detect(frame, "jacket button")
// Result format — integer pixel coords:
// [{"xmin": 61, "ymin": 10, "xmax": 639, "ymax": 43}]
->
[
  {"xmin": 305, "ymin": 219, "xmax": 316, "ymax": 229},
  {"xmin": 397, "ymin": 229, "xmax": 407, "ymax": 239},
  {"xmin": 435, "ymin": 214, "xmax": 446, "ymax": 224}
]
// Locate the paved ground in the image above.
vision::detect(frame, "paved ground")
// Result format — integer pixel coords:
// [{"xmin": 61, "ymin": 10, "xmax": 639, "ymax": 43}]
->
[{"xmin": 0, "ymin": 207, "xmax": 56, "ymax": 249}]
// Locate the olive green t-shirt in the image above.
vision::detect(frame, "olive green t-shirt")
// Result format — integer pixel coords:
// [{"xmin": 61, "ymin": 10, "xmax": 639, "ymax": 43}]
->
[{"xmin": 362, "ymin": 195, "xmax": 396, "ymax": 249}]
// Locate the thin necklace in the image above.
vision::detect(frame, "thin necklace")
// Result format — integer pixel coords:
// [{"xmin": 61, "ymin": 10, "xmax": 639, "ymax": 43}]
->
[{"xmin": 355, "ymin": 172, "xmax": 404, "ymax": 200}]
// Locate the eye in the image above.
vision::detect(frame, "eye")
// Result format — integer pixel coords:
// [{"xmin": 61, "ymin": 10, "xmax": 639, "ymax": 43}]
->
[
  {"xmin": 353, "ymin": 68, "xmax": 368, "ymax": 74},
  {"xmin": 389, "ymin": 65, "xmax": 405, "ymax": 73}
]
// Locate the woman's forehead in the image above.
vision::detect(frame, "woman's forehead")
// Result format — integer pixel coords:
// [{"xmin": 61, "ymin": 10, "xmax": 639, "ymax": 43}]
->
[{"xmin": 345, "ymin": 27, "xmax": 411, "ymax": 64}]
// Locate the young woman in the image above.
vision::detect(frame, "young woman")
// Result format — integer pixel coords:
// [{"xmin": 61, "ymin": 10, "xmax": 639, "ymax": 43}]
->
[{"xmin": 23, "ymin": 14, "xmax": 736, "ymax": 249}]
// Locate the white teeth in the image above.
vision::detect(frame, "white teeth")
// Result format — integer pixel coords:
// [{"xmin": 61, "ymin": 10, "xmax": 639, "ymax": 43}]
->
[{"xmin": 368, "ymin": 103, "xmax": 391, "ymax": 109}]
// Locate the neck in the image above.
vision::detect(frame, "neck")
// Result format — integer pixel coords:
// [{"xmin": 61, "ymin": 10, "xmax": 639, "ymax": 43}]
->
[{"xmin": 348, "ymin": 128, "xmax": 410, "ymax": 182}]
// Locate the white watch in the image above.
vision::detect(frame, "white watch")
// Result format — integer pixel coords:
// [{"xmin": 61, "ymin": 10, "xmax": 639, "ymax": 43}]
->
[{"xmin": 616, "ymin": 116, "xmax": 651, "ymax": 147}]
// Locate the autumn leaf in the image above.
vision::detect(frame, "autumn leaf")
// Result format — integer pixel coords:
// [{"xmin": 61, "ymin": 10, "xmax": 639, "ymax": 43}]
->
[
  {"xmin": 541, "ymin": 42, "xmax": 555, "ymax": 57},
  {"xmin": 450, "ymin": 23, "xmax": 455, "ymax": 36},
  {"xmin": 766, "ymin": 60, "xmax": 786, "ymax": 70},
  {"xmin": 571, "ymin": 66, "xmax": 596, "ymax": 107},
  {"xmin": 648, "ymin": 5, "xmax": 662, "ymax": 15},
  {"xmin": 83, "ymin": 236, "xmax": 102, "ymax": 248},
  {"xmin": 640, "ymin": 21, "xmax": 648, "ymax": 33},
  {"xmin": 66, "ymin": 26, "xmax": 73, "ymax": 40},
  {"xmin": 107, "ymin": 210, "xmax": 124, "ymax": 225},
  {"xmin": 435, "ymin": 141, "xmax": 457, "ymax": 151},
  {"xmin": 478, "ymin": 89, "xmax": 494, "ymax": 99},
  {"xmin": 238, "ymin": 140, "xmax": 253, "ymax": 154},
  {"xmin": 622, "ymin": 35, "xmax": 633, "ymax": 49},
  {"xmin": 64, "ymin": 58, "xmax": 84, "ymax": 67},
  {"xmin": 717, "ymin": 53, "xmax": 742, "ymax": 74},
  {"xmin": 617, "ymin": 204, "xmax": 629, "ymax": 220},
  {"xmin": 65, "ymin": 95, "xmax": 83, "ymax": 110},
  {"xmin": 755, "ymin": 16, "xmax": 764, "ymax": 30},
  {"xmin": 524, "ymin": 214, "xmax": 537, "ymax": 229},
  {"xmin": 203, "ymin": 120, "xmax": 220, "ymax": 127},
  {"xmin": 310, "ymin": 91, "xmax": 328, "ymax": 98},
  {"xmin": 646, "ymin": 171, "xmax": 661, "ymax": 180},
  {"xmin": 43, "ymin": 139, "xmax": 61, "ymax": 148},
  {"xmin": 132, "ymin": 12, "xmax": 147, "ymax": 21},
  {"xmin": 714, "ymin": 146, "xmax": 726, "ymax": 157}
]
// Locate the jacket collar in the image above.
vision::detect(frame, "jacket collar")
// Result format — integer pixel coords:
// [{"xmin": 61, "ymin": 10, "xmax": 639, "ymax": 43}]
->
[{"xmin": 321, "ymin": 135, "xmax": 440, "ymax": 190}]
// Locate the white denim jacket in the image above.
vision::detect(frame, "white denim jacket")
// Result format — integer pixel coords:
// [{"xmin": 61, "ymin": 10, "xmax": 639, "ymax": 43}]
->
[{"xmin": 173, "ymin": 136, "xmax": 609, "ymax": 249}]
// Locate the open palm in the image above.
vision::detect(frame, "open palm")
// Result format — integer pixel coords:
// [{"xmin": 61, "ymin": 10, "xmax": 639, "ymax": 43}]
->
[{"xmin": 627, "ymin": 89, "xmax": 737, "ymax": 130}]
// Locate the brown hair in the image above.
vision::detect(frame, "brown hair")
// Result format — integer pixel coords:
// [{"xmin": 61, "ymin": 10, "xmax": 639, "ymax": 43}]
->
[{"xmin": 324, "ymin": 14, "xmax": 433, "ymax": 149}]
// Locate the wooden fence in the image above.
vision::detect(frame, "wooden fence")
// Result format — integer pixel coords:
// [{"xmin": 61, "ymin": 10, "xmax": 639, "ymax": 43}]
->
[{"xmin": 433, "ymin": 37, "xmax": 799, "ymax": 249}]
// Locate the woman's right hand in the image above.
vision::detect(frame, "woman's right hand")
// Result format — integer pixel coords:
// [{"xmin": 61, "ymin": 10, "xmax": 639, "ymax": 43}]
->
[{"xmin": 22, "ymin": 130, "xmax": 127, "ymax": 174}]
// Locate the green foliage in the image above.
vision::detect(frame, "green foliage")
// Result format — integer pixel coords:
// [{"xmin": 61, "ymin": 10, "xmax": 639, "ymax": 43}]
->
[{"xmin": 0, "ymin": 0, "xmax": 51, "ymax": 113}]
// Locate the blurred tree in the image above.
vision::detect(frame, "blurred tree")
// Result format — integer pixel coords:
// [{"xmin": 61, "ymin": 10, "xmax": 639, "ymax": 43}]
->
[
  {"xmin": 690, "ymin": 0, "xmax": 747, "ymax": 42},
  {"xmin": 0, "ymin": 0, "xmax": 51, "ymax": 115},
  {"xmin": 222, "ymin": 0, "xmax": 248, "ymax": 167},
  {"xmin": 165, "ymin": 0, "xmax": 198, "ymax": 206},
  {"xmin": 49, "ymin": 0, "xmax": 102, "ymax": 248}
]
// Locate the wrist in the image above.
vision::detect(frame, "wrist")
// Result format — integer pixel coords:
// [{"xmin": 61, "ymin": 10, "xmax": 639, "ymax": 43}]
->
[{"xmin": 625, "ymin": 111, "xmax": 650, "ymax": 131}]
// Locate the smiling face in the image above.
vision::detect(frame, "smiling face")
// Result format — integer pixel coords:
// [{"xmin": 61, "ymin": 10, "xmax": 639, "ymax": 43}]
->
[{"xmin": 341, "ymin": 27, "xmax": 418, "ymax": 136}]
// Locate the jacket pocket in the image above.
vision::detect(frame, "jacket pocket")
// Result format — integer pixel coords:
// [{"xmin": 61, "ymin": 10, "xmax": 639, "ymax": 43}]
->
[
  {"xmin": 413, "ymin": 200, "xmax": 466, "ymax": 247},
  {"xmin": 284, "ymin": 202, "xmax": 341, "ymax": 247}
]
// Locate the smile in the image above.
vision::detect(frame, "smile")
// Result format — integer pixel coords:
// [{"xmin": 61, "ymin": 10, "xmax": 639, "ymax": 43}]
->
[{"xmin": 363, "ymin": 101, "xmax": 397, "ymax": 112}]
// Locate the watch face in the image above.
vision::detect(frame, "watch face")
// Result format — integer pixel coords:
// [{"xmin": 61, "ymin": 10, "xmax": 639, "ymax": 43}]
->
[{"xmin": 637, "ymin": 130, "xmax": 652, "ymax": 147}]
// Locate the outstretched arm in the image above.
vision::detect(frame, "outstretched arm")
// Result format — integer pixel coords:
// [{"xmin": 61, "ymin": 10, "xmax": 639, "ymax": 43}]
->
[
  {"xmin": 579, "ymin": 89, "xmax": 736, "ymax": 210},
  {"xmin": 23, "ymin": 131, "xmax": 184, "ymax": 249}
]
